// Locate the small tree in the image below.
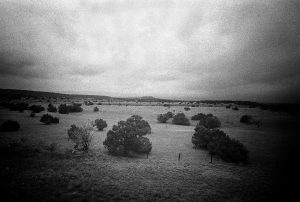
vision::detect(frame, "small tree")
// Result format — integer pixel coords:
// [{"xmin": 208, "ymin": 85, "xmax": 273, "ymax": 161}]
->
[
  {"xmin": 40, "ymin": 114, "xmax": 59, "ymax": 124},
  {"xmin": 94, "ymin": 106, "xmax": 99, "ymax": 112},
  {"xmin": 94, "ymin": 119, "xmax": 107, "ymax": 131},
  {"xmin": 58, "ymin": 104, "xmax": 69, "ymax": 114},
  {"xmin": 0, "ymin": 120, "xmax": 20, "ymax": 131},
  {"xmin": 172, "ymin": 113, "xmax": 190, "ymax": 126},
  {"xmin": 103, "ymin": 115, "xmax": 152, "ymax": 156},
  {"xmin": 67, "ymin": 123, "xmax": 94, "ymax": 151},
  {"xmin": 166, "ymin": 111, "xmax": 174, "ymax": 119},
  {"xmin": 47, "ymin": 104, "xmax": 57, "ymax": 112},
  {"xmin": 157, "ymin": 114, "xmax": 169, "ymax": 123},
  {"xmin": 29, "ymin": 105, "xmax": 45, "ymax": 113}
]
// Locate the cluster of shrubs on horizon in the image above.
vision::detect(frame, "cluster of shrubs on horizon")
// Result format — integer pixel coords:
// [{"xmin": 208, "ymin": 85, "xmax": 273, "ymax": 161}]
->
[
  {"xmin": 192, "ymin": 113, "xmax": 221, "ymax": 129},
  {"xmin": 192, "ymin": 125, "xmax": 248, "ymax": 164},
  {"xmin": 157, "ymin": 112, "xmax": 191, "ymax": 126},
  {"xmin": 84, "ymin": 100, "xmax": 94, "ymax": 106}
]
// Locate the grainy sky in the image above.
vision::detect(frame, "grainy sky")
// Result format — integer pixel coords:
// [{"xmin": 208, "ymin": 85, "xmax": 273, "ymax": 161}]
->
[{"xmin": 0, "ymin": 0, "xmax": 299, "ymax": 102}]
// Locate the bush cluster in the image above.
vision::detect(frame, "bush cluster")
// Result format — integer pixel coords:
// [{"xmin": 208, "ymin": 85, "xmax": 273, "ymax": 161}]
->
[
  {"xmin": 1, "ymin": 102, "xmax": 29, "ymax": 111},
  {"xmin": 193, "ymin": 113, "xmax": 221, "ymax": 129},
  {"xmin": 28, "ymin": 105, "xmax": 45, "ymax": 113},
  {"xmin": 0, "ymin": 120, "xmax": 20, "ymax": 132},
  {"xmin": 157, "ymin": 111, "xmax": 174, "ymax": 123},
  {"xmin": 58, "ymin": 103, "xmax": 83, "ymax": 114},
  {"xmin": 103, "ymin": 115, "xmax": 152, "ymax": 156},
  {"xmin": 172, "ymin": 113, "xmax": 190, "ymax": 126},
  {"xmin": 94, "ymin": 106, "xmax": 99, "ymax": 112},
  {"xmin": 40, "ymin": 114, "xmax": 59, "ymax": 124},
  {"xmin": 232, "ymin": 106, "xmax": 239, "ymax": 111},
  {"xmin": 47, "ymin": 103, "xmax": 57, "ymax": 112},
  {"xmin": 192, "ymin": 125, "xmax": 248, "ymax": 164},
  {"xmin": 94, "ymin": 119, "xmax": 107, "ymax": 131},
  {"xmin": 67, "ymin": 123, "xmax": 94, "ymax": 151}
]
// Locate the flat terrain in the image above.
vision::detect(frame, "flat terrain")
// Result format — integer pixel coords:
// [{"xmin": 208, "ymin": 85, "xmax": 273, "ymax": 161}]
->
[{"xmin": 0, "ymin": 102, "xmax": 299, "ymax": 201}]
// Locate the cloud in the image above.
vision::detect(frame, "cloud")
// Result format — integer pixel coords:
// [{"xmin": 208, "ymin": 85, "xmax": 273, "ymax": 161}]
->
[{"xmin": 0, "ymin": 0, "xmax": 299, "ymax": 102}]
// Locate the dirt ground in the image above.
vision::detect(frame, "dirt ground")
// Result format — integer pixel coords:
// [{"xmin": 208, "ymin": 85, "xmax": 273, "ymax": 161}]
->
[{"xmin": 0, "ymin": 102, "xmax": 299, "ymax": 201}]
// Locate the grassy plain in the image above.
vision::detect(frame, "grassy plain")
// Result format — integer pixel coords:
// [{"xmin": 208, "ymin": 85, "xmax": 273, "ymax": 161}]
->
[{"xmin": 0, "ymin": 102, "xmax": 299, "ymax": 201}]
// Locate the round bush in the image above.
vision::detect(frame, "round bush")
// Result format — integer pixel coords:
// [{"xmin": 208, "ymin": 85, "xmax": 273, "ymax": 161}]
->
[
  {"xmin": 0, "ymin": 120, "xmax": 20, "ymax": 131},
  {"xmin": 94, "ymin": 119, "xmax": 107, "ymax": 131},
  {"xmin": 30, "ymin": 112, "xmax": 36, "ymax": 117},
  {"xmin": 58, "ymin": 104, "xmax": 69, "ymax": 114},
  {"xmin": 94, "ymin": 106, "xmax": 99, "ymax": 112},
  {"xmin": 232, "ymin": 106, "xmax": 239, "ymax": 111},
  {"xmin": 240, "ymin": 115, "xmax": 253, "ymax": 124},
  {"xmin": 172, "ymin": 113, "xmax": 190, "ymax": 126},
  {"xmin": 157, "ymin": 114, "xmax": 169, "ymax": 123},
  {"xmin": 166, "ymin": 111, "xmax": 174, "ymax": 119},
  {"xmin": 103, "ymin": 115, "xmax": 152, "ymax": 156},
  {"xmin": 205, "ymin": 116, "xmax": 221, "ymax": 129},
  {"xmin": 47, "ymin": 104, "xmax": 57, "ymax": 112}
]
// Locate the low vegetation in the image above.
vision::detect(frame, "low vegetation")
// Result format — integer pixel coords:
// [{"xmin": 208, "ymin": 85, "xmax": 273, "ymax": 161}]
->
[
  {"xmin": 67, "ymin": 123, "xmax": 94, "ymax": 151},
  {"xmin": 58, "ymin": 103, "xmax": 83, "ymax": 114},
  {"xmin": 93, "ymin": 106, "xmax": 99, "ymax": 112},
  {"xmin": 192, "ymin": 125, "xmax": 248, "ymax": 164},
  {"xmin": 40, "ymin": 114, "xmax": 59, "ymax": 124},
  {"xmin": 94, "ymin": 119, "xmax": 107, "ymax": 131},
  {"xmin": 0, "ymin": 120, "xmax": 20, "ymax": 132},
  {"xmin": 29, "ymin": 105, "xmax": 45, "ymax": 113},
  {"xmin": 103, "ymin": 115, "xmax": 152, "ymax": 156},
  {"xmin": 47, "ymin": 103, "xmax": 57, "ymax": 112},
  {"xmin": 193, "ymin": 113, "xmax": 221, "ymax": 129},
  {"xmin": 240, "ymin": 115, "xmax": 262, "ymax": 126},
  {"xmin": 172, "ymin": 113, "xmax": 190, "ymax": 126}
]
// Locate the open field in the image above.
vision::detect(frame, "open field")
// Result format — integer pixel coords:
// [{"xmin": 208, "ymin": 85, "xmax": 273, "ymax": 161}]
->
[{"xmin": 0, "ymin": 102, "xmax": 299, "ymax": 201}]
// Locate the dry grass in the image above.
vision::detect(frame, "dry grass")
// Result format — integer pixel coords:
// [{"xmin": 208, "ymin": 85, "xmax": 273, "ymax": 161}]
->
[{"xmin": 0, "ymin": 103, "xmax": 298, "ymax": 201}]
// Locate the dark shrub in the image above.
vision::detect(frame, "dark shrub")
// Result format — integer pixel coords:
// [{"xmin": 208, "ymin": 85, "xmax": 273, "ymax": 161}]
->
[
  {"xmin": 184, "ymin": 107, "xmax": 190, "ymax": 111},
  {"xmin": 191, "ymin": 113, "xmax": 206, "ymax": 120},
  {"xmin": 94, "ymin": 106, "xmax": 99, "ymax": 112},
  {"xmin": 240, "ymin": 115, "xmax": 261, "ymax": 126},
  {"xmin": 67, "ymin": 123, "xmax": 93, "ymax": 151},
  {"xmin": 240, "ymin": 115, "xmax": 253, "ymax": 124},
  {"xmin": 166, "ymin": 111, "xmax": 174, "ymax": 119},
  {"xmin": 97, "ymin": 102, "xmax": 102, "ymax": 105},
  {"xmin": 172, "ymin": 113, "xmax": 190, "ymax": 126},
  {"xmin": 6, "ymin": 102, "xmax": 29, "ymax": 111},
  {"xmin": 192, "ymin": 126, "xmax": 248, "ymax": 164},
  {"xmin": 47, "ymin": 103, "xmax": 57, "ymax": 112},
  {"xmin": 94, "ymin": 119, "xmax": 107, "ymax": 131},
  {"xmin": 59, "ymin": 103, "xmax": 83, "ymax": 114},
  {"xmin": 29, "ymin": 105, "xmax": 45, "ymax": 113},
  {"xmin": 157, "ymin": 114, "xmax": 169, "ymax": 123},
  {"xmin": 194, "ymin": 113, "xmax": 221, "ymax": 129},
  {"xmin": 226, "ymin": 105, "xmax": 231, "ymax": 109},
  {"xmin": 0, "ymin": 120, "xmax": 20, "ymax": 131},
  {"xmin": 58, "ymin": 104, "xmax": 69, "ymax": 114},
  {"xmin": 103, "ymin": 115, "xmax": 152, "ymax": 156},
  {"xmin": 205, "ymin": 116, "xmax": 221, "ymax": 129},
  {"xmin": 40, "ymin": 114, "xmax": 59, "ymax": 124},
  {"xmin": 67, "ymin": 104, "xmax": 83, "ymax": 112},
  {"xmin": 232, "ymin": 106, "xmax": 239, "ymax": 111},
  {"xmin": 30, "ymin": 112, "xmax": 35, "ymax": 117}
]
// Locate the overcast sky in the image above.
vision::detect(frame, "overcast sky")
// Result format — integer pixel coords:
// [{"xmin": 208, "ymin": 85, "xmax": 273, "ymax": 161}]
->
[{"xmin": 0, "ymin": 0, "xmax": 299, "ymax": 102}]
